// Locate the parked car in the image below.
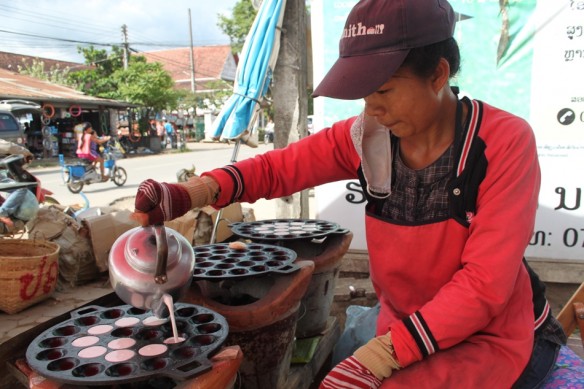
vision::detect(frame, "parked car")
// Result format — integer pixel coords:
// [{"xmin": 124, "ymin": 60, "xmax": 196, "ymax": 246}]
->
[
  {"xmin": 0, "ymin": 100, "xmax": 41, "ymax": 146},
  {"xmin": 0, "ymin": 109, "xmax": 24, "ymax": 146}
]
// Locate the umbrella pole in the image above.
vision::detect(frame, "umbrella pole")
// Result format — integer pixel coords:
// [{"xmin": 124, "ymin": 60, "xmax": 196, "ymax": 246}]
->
[
  {"xmin": 210, "ymin": 105, "xmax": 262, "ymax": 243},
  {"xmin": 210, "ymin": 139, "xmax": 242, "ymax": 244}
]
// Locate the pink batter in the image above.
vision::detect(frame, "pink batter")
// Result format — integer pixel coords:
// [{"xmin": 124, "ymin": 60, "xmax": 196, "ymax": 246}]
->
[
  {"xmin": 114, "ymin": 317, "xmax": 140, "ymax": 327},
  {"xmin": 107, "ymin": 338, "xmax": 136, "ymax": 350},
  {"xmin": 105, "ymin": 349, "xmax": 136, "ymax": 363},
  {"xmin": 78, "ymin": 346, "xmax": 107, "ymax": 359},
  {"xmin": 143, "ymin": 316, "xmax": 168, "ymax": 326},
  {"xmin": 87, "ymin": 324, "xmax": 113, "ymax": 335},
  {"xmin": 163, "ymin": 336, "xmax": 186, "ymax": 344},
  {"xmin": 138, "ymin": 344, "xmax": 167, "ymax": 357},
  {"xmin": 162, "ymin": 294, "xmax": 179, "ymax": 343},
  {"xmin": 71, "ymin": 336, "xmax": 99, "ymax": 347}
]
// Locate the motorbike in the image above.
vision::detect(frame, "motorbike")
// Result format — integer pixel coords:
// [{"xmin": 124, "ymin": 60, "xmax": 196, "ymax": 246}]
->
[
  {"xmin": 65, "ymin": 139, "xmax": 127, "ymax": 193},
  {"xmin": 0, "ymin": 154, "xmax": 57, "ymax": 204},
  {"xmin": 0, "ymin": 153, "xmax": 58, "ymax": 235}
]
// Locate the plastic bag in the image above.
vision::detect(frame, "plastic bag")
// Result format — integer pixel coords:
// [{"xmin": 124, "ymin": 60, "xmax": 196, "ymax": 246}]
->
[{"xmin": 331, "ymin": 303, "xmax": 380, "ymax": 366}]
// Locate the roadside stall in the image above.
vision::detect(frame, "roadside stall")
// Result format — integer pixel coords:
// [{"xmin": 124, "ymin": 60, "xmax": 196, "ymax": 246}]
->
[
  {"xmin": 0, "ymin": 192, "xmax": 353, "ymax": 389},
  {"xmin": 0, "ymin": 68, "xmax": 138, "ymax": 159}
]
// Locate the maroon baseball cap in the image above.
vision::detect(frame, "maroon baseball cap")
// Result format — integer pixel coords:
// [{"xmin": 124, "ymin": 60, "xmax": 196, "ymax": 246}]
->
[{"xmin": 313, "ymin": 0, "xmax": 456, "ymax": 100}]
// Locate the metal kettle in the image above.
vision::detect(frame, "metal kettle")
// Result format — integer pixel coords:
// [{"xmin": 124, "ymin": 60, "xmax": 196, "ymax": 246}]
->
[{"xmin": 108, "ymin": 225, "xmax": 195, "ymax": 317}]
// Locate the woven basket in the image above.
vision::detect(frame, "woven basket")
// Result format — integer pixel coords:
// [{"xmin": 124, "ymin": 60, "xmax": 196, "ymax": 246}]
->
[{"xmin": 0, "ymin": 239, "xmax": 60, "ymax": 314}]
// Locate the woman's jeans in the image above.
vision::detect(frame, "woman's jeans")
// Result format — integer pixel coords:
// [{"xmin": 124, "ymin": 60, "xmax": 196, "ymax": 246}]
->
[{"xmin": 512, "ymin": 316, "xmax": 567, "ymax": 389}]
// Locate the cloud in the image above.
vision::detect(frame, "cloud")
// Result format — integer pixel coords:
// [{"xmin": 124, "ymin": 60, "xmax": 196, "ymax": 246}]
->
[{"xmin": 0, "ymin": 0, "xmax": 237, "ymax": 62}]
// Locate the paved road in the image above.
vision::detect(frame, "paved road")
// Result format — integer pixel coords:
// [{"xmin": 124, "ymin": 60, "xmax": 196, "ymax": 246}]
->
[{"xmin": 30, "ymin": 142, "xmax": 273, "ymax": 211}]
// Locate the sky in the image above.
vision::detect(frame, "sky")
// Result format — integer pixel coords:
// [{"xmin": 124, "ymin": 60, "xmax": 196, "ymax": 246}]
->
[{"xmin": 0, "ymin": 0, "xmax": 239, "ymax": 63}]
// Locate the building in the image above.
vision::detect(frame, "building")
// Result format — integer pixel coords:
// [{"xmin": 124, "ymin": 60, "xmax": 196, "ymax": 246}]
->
[
  {"xmin": 0, "ymin": 67, "xmax": 135, "ymax": 157},
  {"xmin": 141, "ymin": 45, "xmax": 236, "ymax": 92},
  {"xmin": 0, "ymin": 51, "xmax": 84, "ymax": 74}
]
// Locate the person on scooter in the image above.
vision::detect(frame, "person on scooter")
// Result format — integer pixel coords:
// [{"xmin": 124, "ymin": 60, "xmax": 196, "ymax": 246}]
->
[{"xmin": 76, "ymin": 122, "xmax": 111, "ymax": 181}]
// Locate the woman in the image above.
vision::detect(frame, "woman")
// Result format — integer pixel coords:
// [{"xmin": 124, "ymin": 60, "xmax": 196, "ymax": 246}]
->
[
  {"xmin": 76, "ymin": 122, "xmax": 111, "ymax": 180},
  {"xmin": 132, "ymin": 0, "xmax": 565, "ymax": 387}
]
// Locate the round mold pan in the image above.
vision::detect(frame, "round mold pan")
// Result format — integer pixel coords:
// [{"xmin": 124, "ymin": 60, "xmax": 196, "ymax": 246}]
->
[
  {"xmin": 192, "ymin": 242, "xmax": 299, "ymax": 280},
  {"xmin": 25, "ymin": 303, "xmax": 228, "ymax": 386},
  {"xmin": 229, "ymin": 218, "xmax": 347, "ymax": 241}
]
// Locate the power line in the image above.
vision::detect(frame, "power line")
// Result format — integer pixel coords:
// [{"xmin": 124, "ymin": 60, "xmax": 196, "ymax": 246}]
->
[
  {"xmin": 0, "ymin": 2, "xmax": 233, "ymax": 69},
  {"xmin": 0, "ymin": 29, "xmax": 117, "ymax": 47},
  {"xmin": 0, "ymin": 28, "xmax": 230, "ymax": 50},
  {"xmin": 0, "ymin": 4, "xmax": 119, "ymax": 35}
]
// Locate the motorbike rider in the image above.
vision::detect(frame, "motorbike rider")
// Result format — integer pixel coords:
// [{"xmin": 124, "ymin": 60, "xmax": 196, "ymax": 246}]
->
[
  {"xmin": 0, "ymin": 187, "xmax": 39, "ymax": 234},
  {"xmin": 76, "ymin": 122, "xmax": 111, "ymax": 181}
]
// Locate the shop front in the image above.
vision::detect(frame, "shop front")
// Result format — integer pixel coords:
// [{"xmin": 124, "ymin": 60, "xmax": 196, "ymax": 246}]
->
[{"xmin": 0, "ymin": 68, "xmax": 138, "ymax": 159}]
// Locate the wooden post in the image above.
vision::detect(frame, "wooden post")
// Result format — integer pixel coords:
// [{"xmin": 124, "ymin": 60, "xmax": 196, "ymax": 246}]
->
[{"xmin": 273, "ymin": 0, "xmax": 309, "ymax": 219}]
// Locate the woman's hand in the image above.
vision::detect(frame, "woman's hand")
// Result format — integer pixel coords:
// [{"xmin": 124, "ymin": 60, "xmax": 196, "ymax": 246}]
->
[
  {"xmin": 320, "ymin": 332, "xmax": 400, "ymax": 388},
  {"xmin": 132, "ymin": 179, "xmax": 192, "ymax": 226},
  {"xmin": 132, "ymin": 176, "xmax": 219, "ymax": 226}
]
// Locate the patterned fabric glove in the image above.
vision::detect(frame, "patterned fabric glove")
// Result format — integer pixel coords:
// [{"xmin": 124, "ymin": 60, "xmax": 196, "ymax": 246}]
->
[
  {"xmin": 319, "ymin": 356, "xmax": 382, "ymax": 389},
  {"xmin": 353, "ymin": 332, "xmax": 400, "ymax": 380},
  {"xmin": 134, "ymin": 179, "xmax": 191, "ymax": 225}
]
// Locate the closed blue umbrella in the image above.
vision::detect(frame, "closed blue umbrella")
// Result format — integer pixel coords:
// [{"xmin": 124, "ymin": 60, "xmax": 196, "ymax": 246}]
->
[
  {"xmin": 209, "ymin": 0, "xmax": 287, "ymax": 244},
  {"xmin": 211, "ymin": 0, "xmax": 286, "ymax": 142}
]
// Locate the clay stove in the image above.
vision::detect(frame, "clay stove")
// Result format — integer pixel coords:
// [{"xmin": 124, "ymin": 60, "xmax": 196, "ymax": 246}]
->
[
  {"xmin": 185, "ymin": 241, "xmax": 314, "ymax": 389},
  {"xmin": 229, "ymin": 219, "xmax": 353, "ymax": 338}
]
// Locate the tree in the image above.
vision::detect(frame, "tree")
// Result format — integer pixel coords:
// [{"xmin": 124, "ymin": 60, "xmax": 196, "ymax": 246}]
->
[
  {"xmin": 117, "ymin": 57, "xmax": 182, "ymax": 132},
  {"xmin": 177, "ymin": 80, "xmax": 233, "ymax": 112},
  {"xmin": 65, "ymin": 45, "xmax": 180, "ymax": 129},
  {"xmin": 112, "ymin": 56, "xmax": 177, "ymax": 112},
  {"xmin": 18, "ymin": 58, "xmax": 73, "ymax": 86},
  {"xmin": 66, "ymin": 46, "xmax": 124, "ymax": 97},
  {"xmin": 61, "ymin": 45, "xmax": 182, "ymax": 134},
  {"xmin": 217, "ymin": 0, "xmax": 257, "ymax": 54}
]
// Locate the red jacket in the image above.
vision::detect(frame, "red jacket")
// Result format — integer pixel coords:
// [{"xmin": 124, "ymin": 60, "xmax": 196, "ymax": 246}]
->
[{"xmin": 204, "ymin": 98, "xmax": 542, "ymax": 387}]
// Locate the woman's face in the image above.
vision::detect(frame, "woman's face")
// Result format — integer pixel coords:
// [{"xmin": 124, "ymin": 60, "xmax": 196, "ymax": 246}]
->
[{"xmin": 363, "ymin": 66, "xmax": 441, "ymax": 140}]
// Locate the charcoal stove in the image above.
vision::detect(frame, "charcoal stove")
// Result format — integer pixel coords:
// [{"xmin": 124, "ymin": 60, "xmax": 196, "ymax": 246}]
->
[
  {"xmin": 184, "ymin": 240, "xmax": 315, "ymax": 389},
  {"xmin": 229, "ymin": 219, "xmax": 353, "ymax": 339}
]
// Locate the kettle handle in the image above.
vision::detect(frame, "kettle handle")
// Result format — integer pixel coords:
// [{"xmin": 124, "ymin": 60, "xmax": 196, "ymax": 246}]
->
[{"xmin": 154, "ymin": 224, "xmax": 168, "ymax": 284}]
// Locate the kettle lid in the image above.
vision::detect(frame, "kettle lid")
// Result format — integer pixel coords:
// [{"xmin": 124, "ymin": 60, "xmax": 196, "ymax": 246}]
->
[{"xmin": 124, "ymin": 226, "xmax": 181, "ymax": 273}]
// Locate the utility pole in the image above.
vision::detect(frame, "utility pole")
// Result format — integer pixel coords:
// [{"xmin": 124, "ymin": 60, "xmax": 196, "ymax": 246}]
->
[
  {"xmin": 122, "ymin": 24, "xmax": 130, "ymax": 69},
  {"xmin": 273, "ymin": 0, "xmax": 309, "ymax": 219},
  {"xmin": 121, "ymin": 24, "xmax": 130, "ymax": 70},
  {"xmin": 188, "ymin": 9, "xmax": 196, "ymax": 93}
]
